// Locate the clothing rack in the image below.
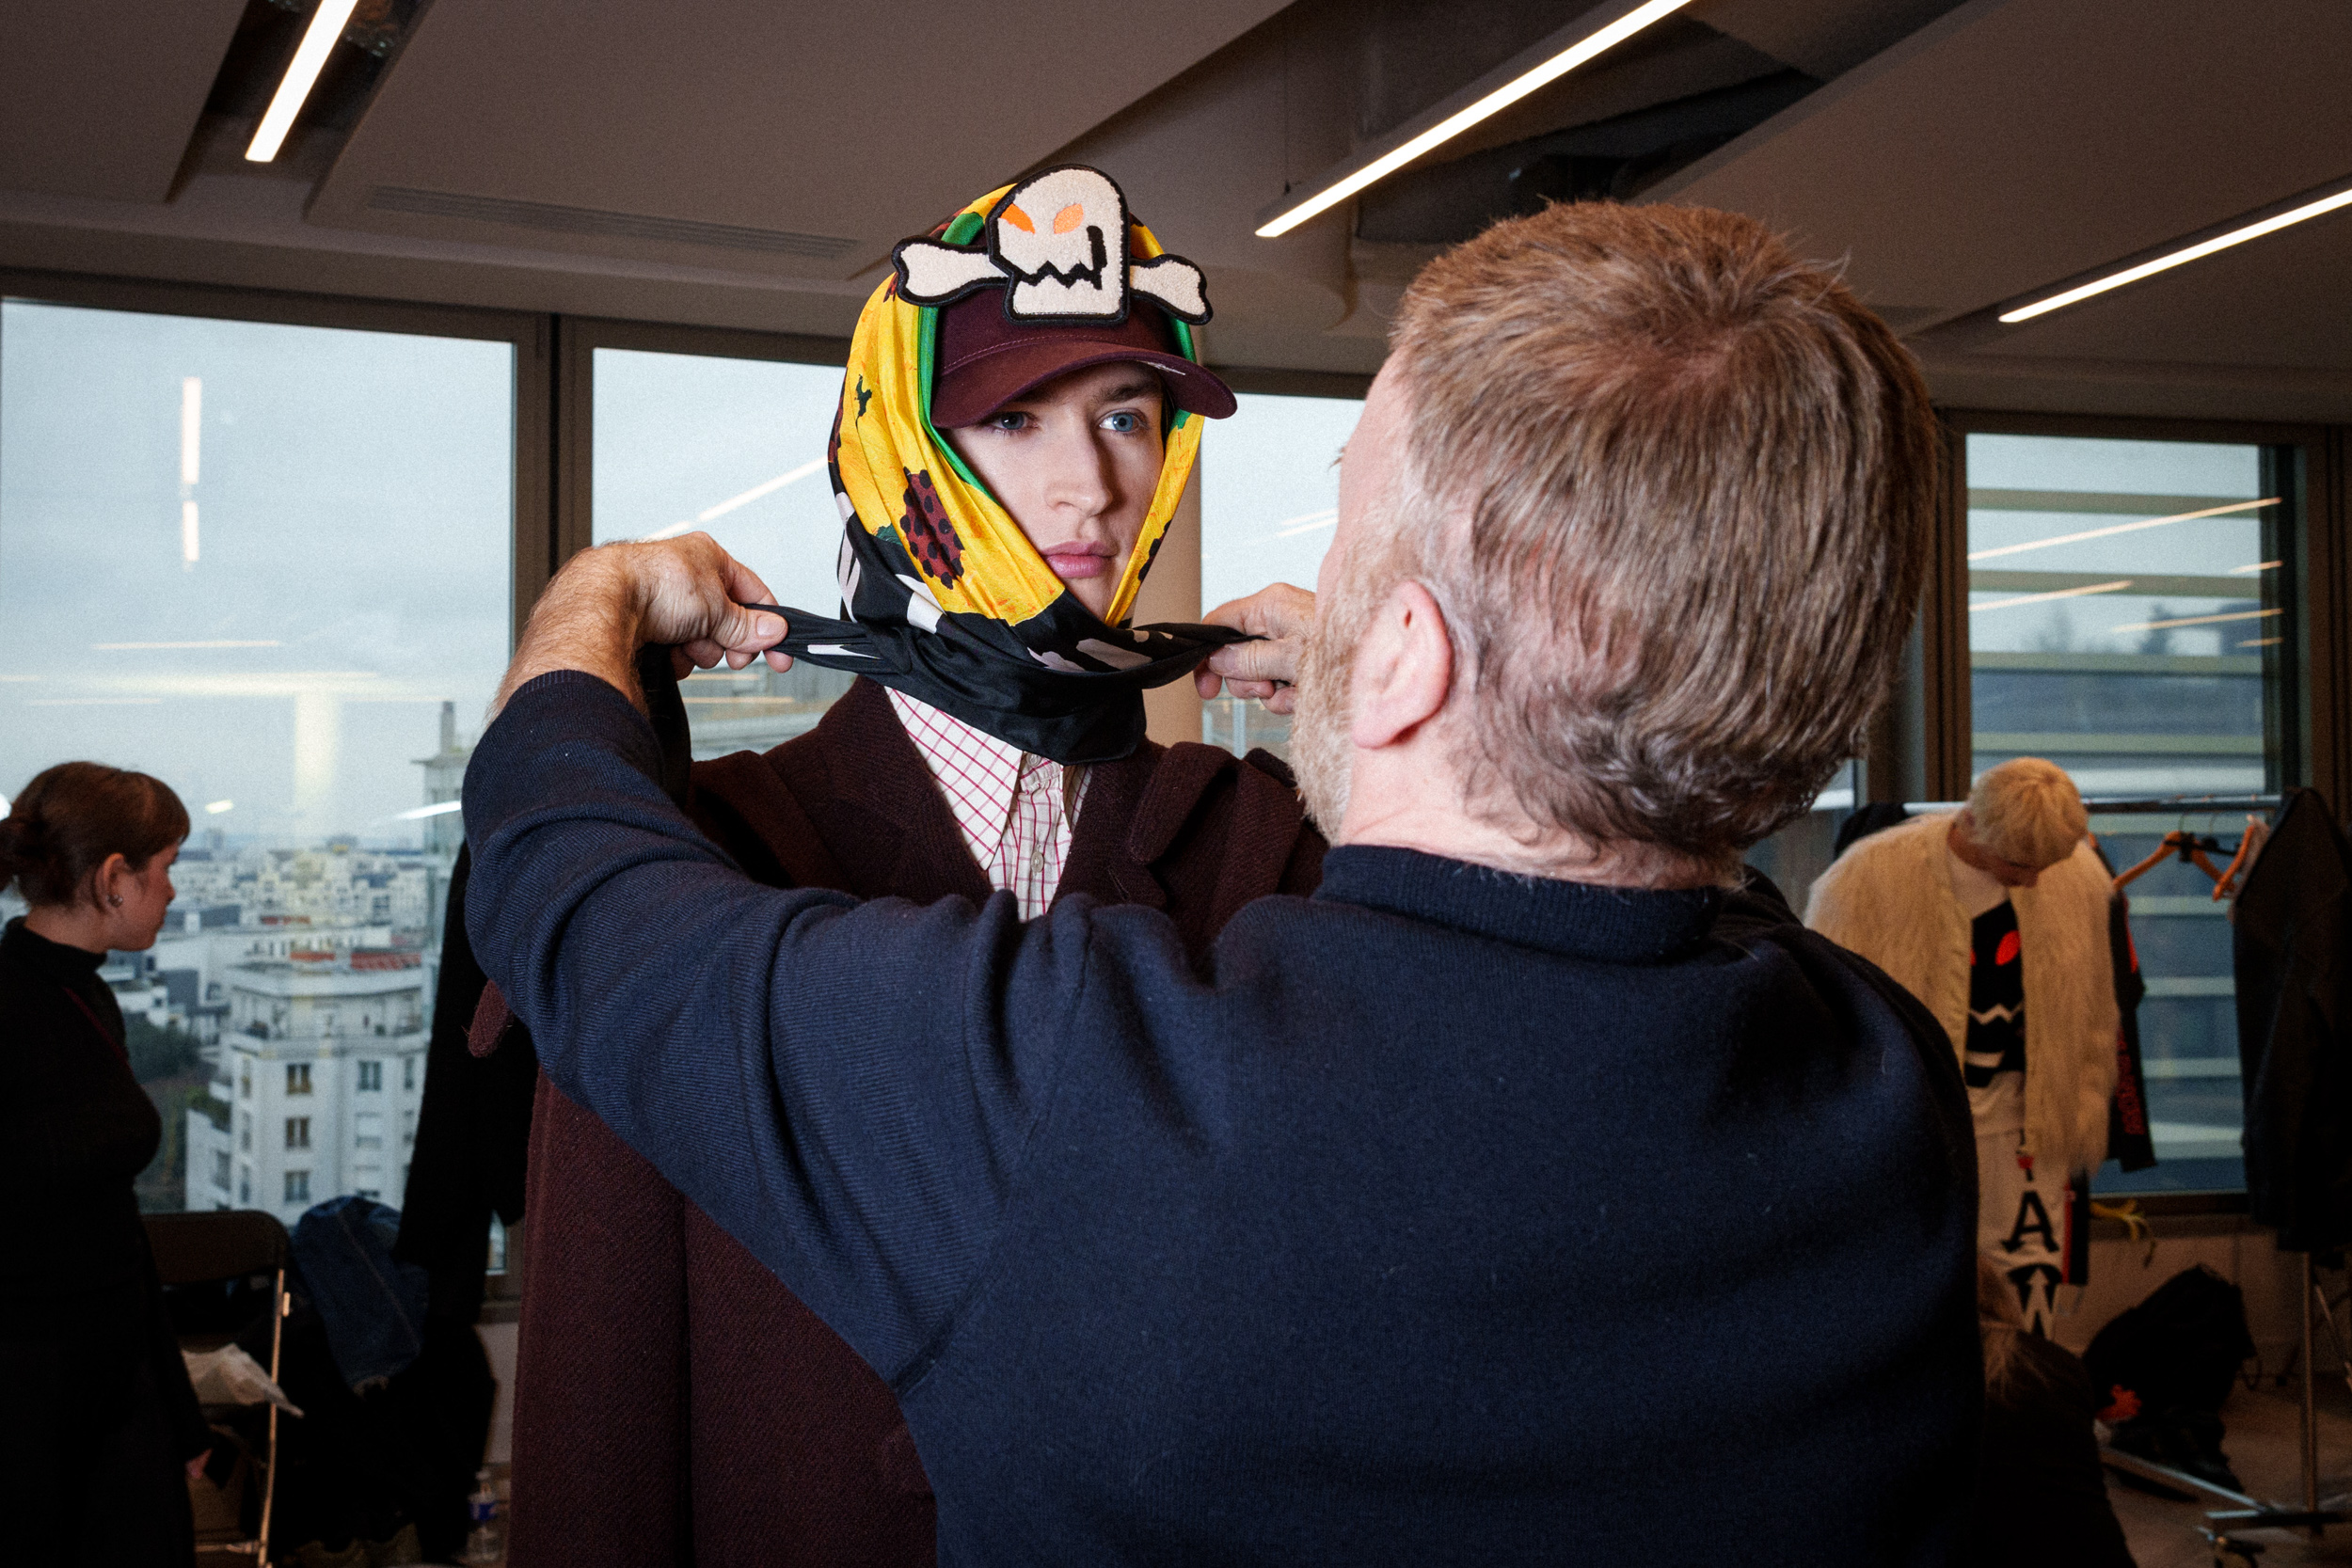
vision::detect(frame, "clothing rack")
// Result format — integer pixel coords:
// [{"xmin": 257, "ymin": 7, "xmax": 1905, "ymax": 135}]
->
[
  {"xmin": 1895, "ymin": 795, "xmax": 2283, "ymax": 816},
  {"xmin": 1909, "ymin": 790, "xmax": 2345, "ymax": 1549}
]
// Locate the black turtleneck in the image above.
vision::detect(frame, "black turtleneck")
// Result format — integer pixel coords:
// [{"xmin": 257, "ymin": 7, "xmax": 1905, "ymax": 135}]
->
[{"xmin": 0, "ymin": 916, "xmax": 159, "ymax": 1299}]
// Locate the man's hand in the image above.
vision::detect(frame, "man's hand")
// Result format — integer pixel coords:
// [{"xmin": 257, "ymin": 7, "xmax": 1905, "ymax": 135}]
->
[
  {"xmin": 1194, "ymin": 583, "xmax": 1313, "ymax": 715},
  {"xmin": 492, "ymin": 533, "xmax": 792, "ymax": 718}
]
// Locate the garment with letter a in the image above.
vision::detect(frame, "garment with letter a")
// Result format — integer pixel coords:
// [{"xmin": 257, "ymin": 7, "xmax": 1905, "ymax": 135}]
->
[{"xmin": 1966, "ymin": 901, "xmax": 2068, "ymax": 1333}]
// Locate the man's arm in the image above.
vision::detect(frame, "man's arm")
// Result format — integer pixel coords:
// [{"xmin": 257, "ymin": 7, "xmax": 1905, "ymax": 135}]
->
[
  {"xmin": 467, "ymin": 536, "xmax": 1089, "ymax": 1380},
  {"xmin": 491, "ymin": 531, "xmax": 792, "ymax": 719}
]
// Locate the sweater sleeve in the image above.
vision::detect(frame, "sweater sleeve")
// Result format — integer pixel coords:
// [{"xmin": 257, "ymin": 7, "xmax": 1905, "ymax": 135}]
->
[{"xmin": 461, "ymin": 671, "xmax": 1093, "ymax": 1384}]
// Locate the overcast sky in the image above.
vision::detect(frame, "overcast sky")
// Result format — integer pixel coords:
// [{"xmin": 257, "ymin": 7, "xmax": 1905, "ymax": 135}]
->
[{"xmin": 0, "ymin": 301, "xmax": 511, "ymax": 846}]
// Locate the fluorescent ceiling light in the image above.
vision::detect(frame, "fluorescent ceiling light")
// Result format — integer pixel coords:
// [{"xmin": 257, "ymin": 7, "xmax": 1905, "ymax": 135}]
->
[
  {"xmin": 645, "ymin": 459, "xmax": 827, "ymax": 540},
  {"xmin": 2000, "ymin": 181, "xmax": 2352, "ymax": 324},
  {"xmin": 1964, "ymin": 498, "xmax": 2274, "ymax": 563},
  {"xmin": 205, "ymin": 800, "xmax": 235, "ymax": 815},
  {"xmin": 2109, "ymin": 607, "xmax": 2281, "ymax": 635},
  {"xmin": 180, "ymin": 378, "xmax": 202, "ymax": 485},
  {"xmin": 1269, "ymin": 509, "xmax": 1339, "ymax": 539},
  {"xmin": 1255, "ymin": 0, "xmax": 1695, "ymax": 239},
  {"xmin": 246, "ymin": 0, "xmax": 363, "ymax": 164},
  {"xmin": 1968, "ymin": 579, "xmax": 2133, "ymax": 615},
  {"xmin": 398, "ymin": 800, "xmax": 463, "ymax": 820}
]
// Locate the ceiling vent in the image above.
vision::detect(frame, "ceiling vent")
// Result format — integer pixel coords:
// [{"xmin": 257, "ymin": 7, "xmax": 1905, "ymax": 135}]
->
[{"xmin": 365, "ymin": 186, "xmax": 859, "ymax": 261}]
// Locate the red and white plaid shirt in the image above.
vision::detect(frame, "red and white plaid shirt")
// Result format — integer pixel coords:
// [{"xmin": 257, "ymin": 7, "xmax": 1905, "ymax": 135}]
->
[{"xmin": 888, "ymin": 689, "xmax": 1089, "ymax": 919}]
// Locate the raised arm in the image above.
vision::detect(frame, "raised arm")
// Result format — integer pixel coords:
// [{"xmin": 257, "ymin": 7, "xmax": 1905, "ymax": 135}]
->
[
  {"xmin": 1193, "ymin": 582, "xmax": 1313, "ymax": 713},
  {"xmin": 464, "ymin": 538, "xmax": 1088, "ymax": 1381}
]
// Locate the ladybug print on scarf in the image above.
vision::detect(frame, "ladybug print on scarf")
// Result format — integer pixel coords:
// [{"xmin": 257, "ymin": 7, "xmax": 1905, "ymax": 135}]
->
[{"xmin": 899, "ymin": 467, "xmax": 965, "ymax": 587}]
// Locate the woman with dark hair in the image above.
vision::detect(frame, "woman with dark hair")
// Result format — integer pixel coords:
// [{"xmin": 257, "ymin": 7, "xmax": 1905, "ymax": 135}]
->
[{"xmin": 1, "ymin": 761, "xmax": 209, "ymax": 1566}]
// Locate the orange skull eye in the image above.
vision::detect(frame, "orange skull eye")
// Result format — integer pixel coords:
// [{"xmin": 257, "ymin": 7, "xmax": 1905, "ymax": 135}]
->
[
  {"xmin": 1053, "ymin": 203, "xmax": 1085, "ymax": 234},
  {"xmin": 1001, "ymin": 205, "xmax": 1034, "ymax": 233}
]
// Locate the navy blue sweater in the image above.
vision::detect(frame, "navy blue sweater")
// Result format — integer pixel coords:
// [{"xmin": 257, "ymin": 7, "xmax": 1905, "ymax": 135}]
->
[{"xmin": 465, "ymin": 673, "xmax": 1980, "ymax": 1566}]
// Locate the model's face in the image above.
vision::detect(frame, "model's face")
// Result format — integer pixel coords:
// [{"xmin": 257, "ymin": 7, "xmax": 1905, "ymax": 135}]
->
[{"xmin": 943, "ymin": 361, "xmax": 1166, "ymax": 621}]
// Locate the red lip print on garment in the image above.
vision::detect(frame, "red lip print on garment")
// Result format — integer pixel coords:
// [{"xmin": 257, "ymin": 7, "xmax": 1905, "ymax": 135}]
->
[{"xmin": 899, "ymin": 468, "xmax": 964, "ymax": 587}]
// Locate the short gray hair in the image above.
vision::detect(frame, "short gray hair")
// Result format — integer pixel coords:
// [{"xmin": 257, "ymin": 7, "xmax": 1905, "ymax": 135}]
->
[{"xmin": 1380, "ymin": 201, "xmax": 1939, "ymax": 871}]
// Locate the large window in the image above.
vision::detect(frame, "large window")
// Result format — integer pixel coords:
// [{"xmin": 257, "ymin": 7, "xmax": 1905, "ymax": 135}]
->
[
  {"xmin": 1198, "ymin": 390, "xmax": 1364, "ymax": 760},
  {"xmin": 0, "ymin": 296, "xmax": 515, "ymax": 1223},
  {"xmin": 1963, "ymin": 429, "xmax": 2304, "ymax": 1196},
  {"xmin": 590, "ymin": 343, "xmax": 854, "ymax": 757}
]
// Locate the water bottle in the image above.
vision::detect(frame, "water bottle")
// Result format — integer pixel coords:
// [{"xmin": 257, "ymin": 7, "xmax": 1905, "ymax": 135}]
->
[{"xmin": 463, "ymin": 1468, "xmax": 504, "ymax": 1565}]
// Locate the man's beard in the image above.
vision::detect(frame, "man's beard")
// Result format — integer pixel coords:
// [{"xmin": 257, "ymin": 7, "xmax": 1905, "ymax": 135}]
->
[{"xmin": 1290, "ymin": 564, "xmax": 1382, "ymax": 838}]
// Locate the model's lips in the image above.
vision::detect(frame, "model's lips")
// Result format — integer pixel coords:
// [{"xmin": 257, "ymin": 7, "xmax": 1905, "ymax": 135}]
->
[{"xmin": 1043, "ymin": 547, "xmax": 1117, "ymax": 579}]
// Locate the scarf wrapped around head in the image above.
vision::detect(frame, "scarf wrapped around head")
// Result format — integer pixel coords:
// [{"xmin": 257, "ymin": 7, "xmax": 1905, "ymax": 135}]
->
[{"xmin": 763, "ymin": 166, "xmax": 1248, "ymax": 765}]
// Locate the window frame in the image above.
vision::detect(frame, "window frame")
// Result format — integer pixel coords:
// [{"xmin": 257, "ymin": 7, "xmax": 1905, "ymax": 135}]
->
[
  {"xmin": 1883, "ymin": 408, "xmax": 2345, "ymax": 809},
  {"xmin": 1887, "ymin": 409, "xmax": 2352, "ymax": 1214},
  {"xmin": 551, "ymin": 316, "xmax": 851, "ymax": 577},
  {"xmin": 15, "ymin": 263, "xmax": 2340, "ymax": 1243},
  {"xmin": 0, "ymin": 266, "xmax": 551, "ymax": 644}
]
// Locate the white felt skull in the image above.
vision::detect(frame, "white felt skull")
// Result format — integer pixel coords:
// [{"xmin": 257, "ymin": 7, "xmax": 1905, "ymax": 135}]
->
[
  {"xmin": 992, "ymin": 166, "xmax": 1126, "ymax": 320},
  {"xmin": 891, "ymin": 165, "xmax": 1213, "ymax": 326}
]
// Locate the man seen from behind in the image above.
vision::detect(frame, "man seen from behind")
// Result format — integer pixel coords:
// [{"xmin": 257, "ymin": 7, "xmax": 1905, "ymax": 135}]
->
[{"xmin": 462, "ymin": 200, "xmax": 1979, "ymax": 1565}]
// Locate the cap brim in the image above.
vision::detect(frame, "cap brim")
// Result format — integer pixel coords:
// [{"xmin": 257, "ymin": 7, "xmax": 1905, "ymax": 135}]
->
[{"xmin": 932, "ymin": 340, "xmax": 1237, "ymax": 428}]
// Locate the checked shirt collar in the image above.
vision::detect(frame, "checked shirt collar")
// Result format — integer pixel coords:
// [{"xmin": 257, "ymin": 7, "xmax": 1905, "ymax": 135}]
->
[{"xmin": 887, "ymin": 688, "xmax": 1089, "ymax": 920}]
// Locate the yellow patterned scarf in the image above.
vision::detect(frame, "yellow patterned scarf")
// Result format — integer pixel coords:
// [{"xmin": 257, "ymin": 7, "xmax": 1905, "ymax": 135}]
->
[{"xmin": 761, "ymin": 169, "xmax": 1246, "ymax": 764}]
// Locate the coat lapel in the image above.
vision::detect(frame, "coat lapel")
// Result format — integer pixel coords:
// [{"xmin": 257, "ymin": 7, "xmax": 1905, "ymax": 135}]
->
[
  {"xmin": 1058, "ymin": 737, "xmax": 1173, "ymax": 911},
  {"xmin": 808, "ymin": 678, "xmax": 994, "ymax": 904}
]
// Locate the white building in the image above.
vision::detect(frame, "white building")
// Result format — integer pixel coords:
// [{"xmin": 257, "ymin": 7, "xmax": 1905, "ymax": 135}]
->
[{"xmin": 185, "ymin": 950, "xmax": 429, "ymax": 1224}]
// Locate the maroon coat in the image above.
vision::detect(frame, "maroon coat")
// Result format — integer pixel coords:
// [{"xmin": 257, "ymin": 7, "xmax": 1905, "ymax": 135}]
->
[{"xmin": 507, "ymin": 678, "xmax": 1324, "ymax": 1567}]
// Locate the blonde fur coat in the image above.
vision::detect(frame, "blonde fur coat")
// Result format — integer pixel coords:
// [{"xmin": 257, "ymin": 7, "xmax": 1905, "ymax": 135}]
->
[{"xmin": 1805, "ymin": 813, "xmax": 2118, "ymax": 1179}]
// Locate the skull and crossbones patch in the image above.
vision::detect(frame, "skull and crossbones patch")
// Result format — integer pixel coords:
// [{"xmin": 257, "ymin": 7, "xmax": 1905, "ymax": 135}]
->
[{"xmin": 892, "ymin": 166, "xmax": 1211, "ymax": 326}]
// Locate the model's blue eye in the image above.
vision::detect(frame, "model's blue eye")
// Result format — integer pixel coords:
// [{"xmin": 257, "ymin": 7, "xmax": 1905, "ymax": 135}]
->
[
  {"xmin": 988, "ymin": 411, "xmax": 1032, "ymax": 433},
  {"xmin": 1103, "ymin": 410, "xmax": 1145, "ymax": 434}
]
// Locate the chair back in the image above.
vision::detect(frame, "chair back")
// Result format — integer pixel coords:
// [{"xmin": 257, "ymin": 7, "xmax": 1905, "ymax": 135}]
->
[{"xmin": 146, "ymin": 1210, "xmax": 294, "ymax": 1287}]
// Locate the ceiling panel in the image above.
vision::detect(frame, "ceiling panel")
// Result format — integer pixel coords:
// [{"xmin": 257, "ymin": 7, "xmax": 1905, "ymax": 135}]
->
[
  {"xmin": 1655, "ymin": 0, "xmax": 2352, "ymax": 326},
  {"xmin": 310, "ymin": 0, "xmax": 1295, "ymax": 279},
  {"xmin": 0, "ymin": 0, "xmax": 248, "ymax": 202}
]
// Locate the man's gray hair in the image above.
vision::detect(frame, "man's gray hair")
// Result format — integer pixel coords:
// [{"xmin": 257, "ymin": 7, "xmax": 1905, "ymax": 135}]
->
[{"xmin": 1375, "ymin": 201, "xmax": 1939, "ymax": 872}]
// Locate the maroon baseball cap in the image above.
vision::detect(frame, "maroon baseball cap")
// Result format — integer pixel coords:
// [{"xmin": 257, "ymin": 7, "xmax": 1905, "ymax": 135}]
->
[{"xmin": 929, "ymin": 289, "xmax": 1236, "ymax": 429}]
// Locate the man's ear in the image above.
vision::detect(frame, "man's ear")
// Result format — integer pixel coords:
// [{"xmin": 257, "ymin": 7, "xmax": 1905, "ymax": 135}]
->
[{"xmin": 1349, "ymin": 578, "xmax": 1454, "ymax": 752}]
